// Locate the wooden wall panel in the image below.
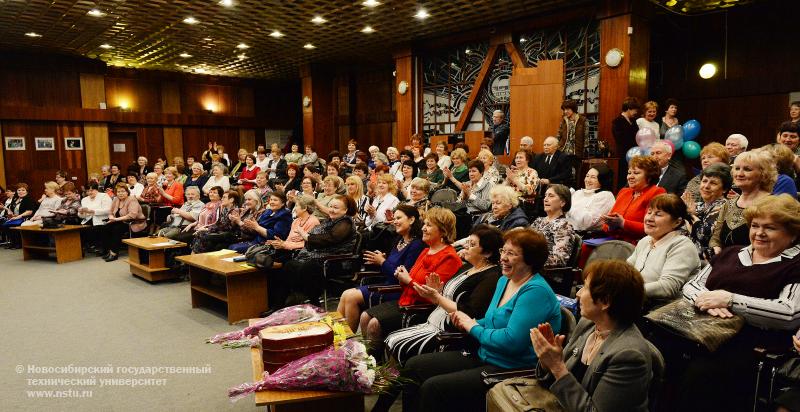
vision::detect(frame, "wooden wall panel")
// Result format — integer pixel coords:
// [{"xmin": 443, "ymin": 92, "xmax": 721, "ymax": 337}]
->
[
  {"xmin": 0, "ymin": 69, "xmax": 81, "ymax": 108},
  {"xmin": 80, "ymin": 74, "xmax": 106, "ymax": 109},
  {"xmin": 0, "ymin": 123, "xmax": 5, "ymax": 188},
  {"xmin": 1, "ymin": 121, "xmax": 86, "ymax": 197},
  {"xmin": 235, "ymin": 87, "xmax": 255, "ymax": 117},
  {"xmin": 161, "ymin": 82, "xmax": 181, "ymax": 114},
  {"xmin": 105, "ymin": 77, "xmax": 161, "ymax": 112},
  {"xmin": 181, "ymin": 83, "xmax": 234, "ymax": 115},
  {"xmin": 510, "ymin": 61, "xmax": 565, "ymax": 158},
  {"xmin": 395, "ymin": 52, "xmax": 414, "ymax": 150},
  {"xmin": 136, "ymin": 126, "xmax": 165, "ymax": 162},
  {"xmin": 84, "ymin": 123, "xmax": 110, "ymax": 176},
  {"xmin": 353, "ymin": 69, "xmax": 395, "ymax": 152},
  {"xmin": 163, "ymin": 127, "xmax": 183, "ymax": 164},
  {"xmin": 239, "ymin": 129, "xmax": 256, "ymax": 153},
  {"xmin": 254, "ymin": 81, "xmax": 302, "ymax": 130},
  {"xmin": 182, "ymin": 127, "xmax": 239, "ymax": 161}
]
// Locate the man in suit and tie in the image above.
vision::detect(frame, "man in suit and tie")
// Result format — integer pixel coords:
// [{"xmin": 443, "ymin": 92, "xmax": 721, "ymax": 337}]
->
[
  {"xmin": 491, "ymin": 110, "xmax": 510, "ymax": 156},
  {"xmin": 532, "ymin": 136, "xmax": 574, "ymax": 187},
  {"xmin": 651, "ymin": 141, "xmax": 688, "ymax": 195}
]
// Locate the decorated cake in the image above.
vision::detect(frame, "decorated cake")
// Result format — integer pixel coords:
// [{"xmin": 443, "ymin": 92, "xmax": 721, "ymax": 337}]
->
[{"xmin": 258, "ymin": 321, "xmax": 334, "ymax": 372}]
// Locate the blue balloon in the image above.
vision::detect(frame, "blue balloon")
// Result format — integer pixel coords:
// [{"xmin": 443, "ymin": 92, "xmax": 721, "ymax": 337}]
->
[
  {"xmin": 626, "ymin": 146, "xmax": 644, "ymax": 162},
  {"xmin": 683, "ymin": 119, "xmax": 701, "ymax": 141},
  {"xmin": 682, "ymin": 141, "xmax": 701, "ymax": 159},
  {"xmin": 664, "ymin": 125, "xmax": 684, "ymax": 151}
]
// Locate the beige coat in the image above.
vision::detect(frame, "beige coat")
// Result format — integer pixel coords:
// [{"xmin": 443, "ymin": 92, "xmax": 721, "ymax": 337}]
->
[{"xmin": 110, "ymin": 196, "xmax": 147, "ymax": 232}]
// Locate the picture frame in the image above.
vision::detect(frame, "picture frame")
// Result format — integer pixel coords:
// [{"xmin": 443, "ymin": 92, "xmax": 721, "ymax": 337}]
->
[
  {"xmin": 4, "ymin": 136, "xmax": 25, "ymax": 151},
  {"xmin": 35, "ymin": 137, "xmax": 55, "ymax": 151},
  {"xmin": 65, "ymin": 137, "xmax": 84, "ymax": 151}
]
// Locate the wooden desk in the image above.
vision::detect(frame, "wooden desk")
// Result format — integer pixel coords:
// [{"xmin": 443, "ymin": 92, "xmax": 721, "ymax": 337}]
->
[
  {"xmin": 12, "ymin": 224, "xmax": 86, "ymax": 264},
  {"xmin": 248, "ymin": 317, "xmax": 364, "ymax": 412},
  {"xmin": 122, "ymin": 237, "xmax": 188, "ymax": 282},
  {"xmin": 176, "ymin": 251, "xmax": 267, "ymax": 324}
]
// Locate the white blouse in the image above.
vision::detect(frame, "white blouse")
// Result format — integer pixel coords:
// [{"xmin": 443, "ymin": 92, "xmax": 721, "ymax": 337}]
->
[
  {"xmin": 437, "ymin": 155, "xmax": 452, "ymax": 170},
  {"xmin": 202, "ymin": 175, "xmax": 231, "ymax": 194},
  {"xmin": 365, "ymin": 193, "xmax": 399, "ymax": 228},
  {"xmin": 636, "ymin": 118, "xmax": 660, "ymax": 138},
  {"xmin": 566, "ymin": 189, "xmax": 616, "ymax": 231},
  {"xmin": 80, "ymin": 192, "xmax": 113, "ymax": 225}
]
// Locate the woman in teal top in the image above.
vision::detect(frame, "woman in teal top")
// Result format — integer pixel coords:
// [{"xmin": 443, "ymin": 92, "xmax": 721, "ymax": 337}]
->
[{"xmin": 394, "ymin": 228, "xmax": 561, "ymax": 412}]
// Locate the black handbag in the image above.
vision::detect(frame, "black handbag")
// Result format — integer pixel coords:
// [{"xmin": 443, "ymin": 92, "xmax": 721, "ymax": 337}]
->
[{"xmin": 245, "ymin": 244, "xmax": 275, "ymax": 270}]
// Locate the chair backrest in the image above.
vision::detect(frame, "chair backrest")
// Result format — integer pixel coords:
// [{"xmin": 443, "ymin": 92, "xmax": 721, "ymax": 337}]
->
[
  {"xmin": 351, "ymin": 231, "xmax": 363, "ymax": 255},
  {"xmin": 430, "ymin": 188, "xmax": 458, "ymax": 203},
  {"xmin": 585, "ymin": 240, "xmax": 634, "ymax": 266},
  {"xmin": 140, "ymin": 203, "xmax": 151, "ymax": 222},
  {"xmin": 559, "ymin": 306, "xmax": 577, "ymax": 343},
  {"xmin": 646, "ymin": 340, "xmax": 666, "ymax": 412},
  {"xmin": 567, "ymin": 233, "xmax": 583, "ymax": 267}
]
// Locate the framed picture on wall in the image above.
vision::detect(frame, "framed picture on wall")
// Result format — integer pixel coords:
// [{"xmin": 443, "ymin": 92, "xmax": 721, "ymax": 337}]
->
[
  {"xmin": 4, "ymin": 137, "xmax": 25, "ymax": 151},
  {"xmin": 35, "ymin": 137, "xmax": 55, "ymax": 151},
  {"xmin": 65, "ymin": 137, "xmax": 84, "ymax": 150}
]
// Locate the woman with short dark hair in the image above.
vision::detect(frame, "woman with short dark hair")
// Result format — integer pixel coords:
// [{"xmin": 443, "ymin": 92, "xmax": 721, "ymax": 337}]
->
[
  {"xmin": 531, "ymin": 259, "xmax": 659, "ymax": 412},
  {"xmin": 101, "ymin": 184, "xmax": 146, "ymax": 261},
  {"xmin": 1, "ymin": 183, "xmax": 37, "ymax": 248},
  {"xmin": 684, "ymin": 163, "xmax": 732, "ymax": 258},
  {"xmin": 530, "ymin": 184, "xmax": 576, "ymax": 268},
  {"xmin": 567, "ymin": 165, "xmax": 616, "ymax": 232},
  {"xmin": 191, "ymin": 189, "xmax": 241, "ymax": 253}
]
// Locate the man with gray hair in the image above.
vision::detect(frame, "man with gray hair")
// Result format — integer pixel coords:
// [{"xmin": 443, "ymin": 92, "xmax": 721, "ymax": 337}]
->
[
  {"xmin": 491, "ymin": 110, "xmax": 509, "ymax": 155},
  {"xmin": 725, "ymin": 133, "xmax": 748, "ymax": 163},
  {"xmin": 532, "ymin": 136, "xmax": 573, "ymax": 187},
  {"xmin": 650, "ymin": 140, "xmax": 687, "ymax": 194}
]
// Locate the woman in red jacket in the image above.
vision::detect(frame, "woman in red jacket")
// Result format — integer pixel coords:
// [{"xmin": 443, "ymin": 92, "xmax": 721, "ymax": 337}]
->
[
  {"xmin": 360, "ymin": 207, "xmax": 463, "ymax": 356},
  {"xmin": 602, "ymin": 155, "xmax": 666, "ymax": 244},
  {"xmin": 236, "ymin": 154, "xmax": 260, "ymax": 191}
]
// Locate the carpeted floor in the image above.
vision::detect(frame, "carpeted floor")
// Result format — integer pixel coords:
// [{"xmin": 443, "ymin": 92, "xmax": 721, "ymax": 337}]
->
[{"xmin": 0, "ymin": 248, "xmax": 397, "ymax": 411}]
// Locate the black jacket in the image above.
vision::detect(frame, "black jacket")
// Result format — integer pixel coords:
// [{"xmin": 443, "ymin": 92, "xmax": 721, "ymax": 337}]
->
[
  {"xmin": 532, "ymin": 150, "xmax": 574, "ymax": 187},
  {"xmin": 491, "ymin": 123, "xmax": 510, "ymax": 155},
  {"xmin": 658, "ymin": 164, "xmax": 688, "ymax": 195}
]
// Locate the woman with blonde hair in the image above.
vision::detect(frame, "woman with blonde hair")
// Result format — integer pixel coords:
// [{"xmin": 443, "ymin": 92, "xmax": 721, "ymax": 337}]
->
[
  {"xmin": 345, "ymin": 175, "xmax": 369, "ymax": 226},
  {"xmin": 767, "ymin": 143, "xmax": 798, "ymax": 197},
  {"xmin": 442, "ymin": 148, "xmax": 470, "ymax": 191},
  {"xmin": 365, "ymin": 173, "xmax": 400, "ymax": 228},
  {"xmin": 23, "ymin": 182, "xmax": 62, "ymax": 226},
  {"xmin": 710, "ymin": 149, "xmax": 776, "ymax": 254},
  {"xmin": 477, "ymin": 149, "xmax": 502, "ymax": 184},
  {"xmin": 313, "ymin": 175, "xmax": 344, "ymax": 221},
  {"xmin": 636, "ymin": 100, "xmax": 660, "ymax": 137},
  {"xmin": 157, "ymin": 167, "xmax": 184, "ymax": 208}
]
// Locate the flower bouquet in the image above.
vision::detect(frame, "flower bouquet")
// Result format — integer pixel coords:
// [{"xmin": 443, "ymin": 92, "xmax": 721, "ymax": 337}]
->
[
  {"xmin": 207, "ymin": 304, "xmax": 326, "ymax": 348},
  {"xmin": 228, "ymin": 339, "xmax": 398, "ymax": 402}
]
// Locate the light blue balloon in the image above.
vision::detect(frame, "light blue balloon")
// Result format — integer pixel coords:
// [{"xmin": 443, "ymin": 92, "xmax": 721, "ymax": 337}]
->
[
  {"xmin": 682, "ymin": 140, "xmax": 701, "ymax": 159},
  {"xmin": 683, "ymin": 119, "xmax": 701, "ymax": 141},
  {"xmin": 664, "ymin": 125, "xmax": 684, "ymax": 151},
  {"xmin": 626, "ymin": 146, "xmax": 644, "ymax": 162}
]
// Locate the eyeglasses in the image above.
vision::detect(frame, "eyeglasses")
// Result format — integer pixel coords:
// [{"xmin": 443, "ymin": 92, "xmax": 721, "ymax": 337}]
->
[{"xmin": 499, "ymin": 248, "xmax": 520, "ymax": 258}]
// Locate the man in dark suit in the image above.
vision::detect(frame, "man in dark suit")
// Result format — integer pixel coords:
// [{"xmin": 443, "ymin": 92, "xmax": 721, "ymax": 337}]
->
[
  {"xmin": 490, "ymin": 110, "xmax": 509, "ymax": 156},
  {"xmin": 532, "ymin": 136, "xmax": 574, "ymax": 188},
  {"xmin": 651, "ymin": 141, "xmax": 688, "ymax": 195}
]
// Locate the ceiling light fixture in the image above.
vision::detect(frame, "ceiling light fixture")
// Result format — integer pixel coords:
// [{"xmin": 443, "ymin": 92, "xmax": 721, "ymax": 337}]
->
[
  {"xmin": 269, "ymin": 30, "xmax": 284, "ymax": 38},
  {"xmin": 361, "ymin": 26, "xmax": 375, "ymax": 34},
  {"xmin": 183, "ymin": 17, "xmax": 199, "ymax": 24},
  {"xmin": 413, "ymin": 9, "xmax": 430, "ymax": 19},
  {"xmin": 311, "ymin": 16, "xmax": 327, "ymax": 24},
  {"xmin": 236, "ymin": 43, "xmax": 249, "ymax": 49},
  {"xmin": 699, "ymin": 63, "xmax": 717, "ymax": 79},
  {"xmin": 99, "ymin": 44, "xmax": 113, "ymax": 49},
  {"xmin": 179, "ymin": 52, "xmax": 192, "ymax": 58},
  {"xmin": 303, "ymin": 43, "xmax": 316, "ymax": 50},
  {"xmin": 218, "ymin": 0, "xmax": 234, "ymax": 6},
  {"xmin": 362, "ymin": 0, "xmax": 381, "ymax": 7},
  {"xmin": 25, "ymin": 32, "xmax": 41, "ymax": 38},
  {"xmin": 520, "ymin": 37, "xmax": 527, "ymax": 43},
  {"xmin": 237, "ymin": 54, "xmax": 247, "ymax": 59},
  {"xmin": 87, "ymin": 9, "xmax": 106, "ymax": 17}
]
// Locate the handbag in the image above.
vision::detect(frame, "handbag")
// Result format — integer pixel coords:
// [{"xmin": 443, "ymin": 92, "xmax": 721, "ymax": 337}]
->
[
  {"xmin": 245, "ymin": 244, "xmax": 274, "ymax": 270},
  {"xmin": 644, "ymin": 298, "xmax": 745, "ymax": 352},
  {"xmin": 487, "ymin": 376, "xmax": 564, "ymax": 412}
]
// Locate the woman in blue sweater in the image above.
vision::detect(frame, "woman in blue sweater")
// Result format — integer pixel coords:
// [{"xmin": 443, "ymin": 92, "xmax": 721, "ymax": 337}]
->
[{"xmin": 398, "ymin": 228, "xmax": 562, "ymax": 412}]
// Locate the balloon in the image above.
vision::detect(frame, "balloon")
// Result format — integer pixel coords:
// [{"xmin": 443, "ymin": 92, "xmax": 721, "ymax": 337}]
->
[
  {"xmin": 664, "ymin": 125, "xmax": 684, "ymax": 151},
  {"xmin": 635, "ymin": 128, "xmax": 658, "ymax": 149},
  {"xmin": 626, "ymin": 146, "xmax": 644, "ymax": 162},
  {"xmin": 683, "ymin": 120, "xmax": 701, "ymax": 141},
  {"xmin": 682, "ymin": 141, "xmax": 701, "ymax": 159}
]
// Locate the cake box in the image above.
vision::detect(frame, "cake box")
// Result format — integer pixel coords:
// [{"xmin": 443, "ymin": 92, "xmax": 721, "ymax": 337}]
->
[{"xmin": 258, "ymin": 321, "xmax": 334, "ymax": 372}]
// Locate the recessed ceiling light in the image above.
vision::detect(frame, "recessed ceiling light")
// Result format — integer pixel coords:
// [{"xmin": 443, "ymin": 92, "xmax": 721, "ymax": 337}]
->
[
  {"xmin": 269, "ymin": 30, "xmax": 284, "ymax": 38},
  {"xmin": 303, "ymin": 43, "xmax": 316, "ymax": 50},
  {"xmin": 237, "ymin": 54, "xmax": 247, "ymax": 59},
  {"xmin": 520, "ymin": 37, "xmax": 527, "ymax": 43},
  {"xmin": 183, "ymin": 17, "xmax": 199, "ymax": 24},
  {"xmin": 362, "ymin": 0, "xmax": 381, "ymax": 7},
  {"xmin": 236, "ymin": 43, "xmax": 249, "ymax": 49},
  {"xmin": 218, "ymin": 0, "xmax": 234, "ymax": 6},
  {"xmin": 179, "ymin": 52, "xmax": 192, "ymax": 58},
  {"xmin": 361, "ymin": 26, "xmax": 375, "ymax": 34},
  {"xmin": 87, "ymin": 9, "xmax": 106, "ymax": 17},
  {"xmin": 25, "ymin": 32, "xmax": 41, "ymax": 38},
  {"xmin": 195, "ymin": 67, "xmax": 207, "ymax": 74},
  {"xmin": 204, "ymin": 38, "xmax": 213, "ymax": 41},
  {"xmin": 99, "ymin": 44, "xmax": 113, "ymax": 49},
  {"xmin": 311, "ymin": 15, "xmax": 327, "ymax": 24},
  {"xmin": 413, "ymin": 9, "xmax": 430, "ymax": 19},
  {"xmin": 465, "ymin": 49, "xmax": 471, "ymax": 54}
]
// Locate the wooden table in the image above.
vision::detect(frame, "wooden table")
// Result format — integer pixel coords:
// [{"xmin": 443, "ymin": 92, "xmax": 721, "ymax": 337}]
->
[
  {"xmin": 12, "ymin": 224, "xmax": 86, "ymax": 264},
  {"xmin": 176, "ymin": 251, "xmax": 268, "ymax": 324},
  {"xmin": 248, "ymin": 317, "xmax": 364, "ymax": 412},
  {"xmin": 122, "ymin": 237, "xmax": 188, "ymax": 282}
]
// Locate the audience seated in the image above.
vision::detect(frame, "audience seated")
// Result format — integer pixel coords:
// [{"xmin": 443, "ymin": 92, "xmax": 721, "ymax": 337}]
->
[
  {"xmin": 337, "ymin": 204, "xmax": 426, "ymax": 332},
  {"xmin": 683, "ymin": 163, "xmax": 731, "ymax": 259},
  {"xmin": 183, "ymin": 163, "xmax": 208, "ymax": 195},
  {"xmin": 202, "ymin": 164, "xmax": 231, "ymax": 196},
  {"xmin": 264, "ymin": 194, "xmax": 320, "ymax": 263},
  {"xmin": 157, "ymin": 167, "xmax": 184, "ymax": 208},
  {"xmin": 435, "ymin": 142, "xmax": 452, "ymax": 170},
  {"xmin": 709, "ymin": 150, "xmax": 775, "ymax": 254},
  {"xmin": 313, "ymin": 175, "xmax": 345, "ymax": 222},
  {"xmin": 531, "ymin": 259, "xmax": 660, "ymax": 412},
  {"xmin": 651, "ymin": 141, "xmax": 688, "ymax": 195},
  {"xmin": 235, "ymin": 154, "xmax": 260, "ymax": 192},
  {"xmin": 472, "ymin": 185, "xmax": 530, "ymax": 232},
  {"xmin": 766, "ymin": 143, "xmax": 799, "ymax": 197},
  {"xmin": 276, "ymin": 163, "xmax": 301, "ymax": 194},
  {"xmin": 157, "ymin": 186, "xmax": 203, "ymax": 240},
  {"xmin": 532, "ymin": 136, "xmax": 573, "ymax": 187},
  {"xmin": 251, "ymin": 172, "xmax": 271, "ymax": 204},
  {"xmin": 441, "ymin": 148, "xmax": 469, "ymax": 191},
  {"xmin": 100, "ymin": 184, "xmax": 146, "ymax": 262},
  {"xmin": 137, "ymin": 173, "xmax": 160, "ymax": 204},
  {"xmin": 418, "ymin": 153, "xmax": 444, "ymax": 189},
  {"xmin": 626, "ymin": 194, "xmax": 699, "ymax": 308},
  {"xmin": 52, "ymin": 182, "xmax": 81, "ymax": 225},
  {"xmin": 396, "ymin": 160, "xmax": 417, "ymax": 200},
  {"xmin": 458, "ymin": 160, "xmax": 492, "ymax": 215},
  {"xmin": 191, "ymin": 189, "xmax": 241, "ymax": 254},
  {"xmin": 365, "ymin": 174, "xmax": 399, "ymax": 229},
  {"xmin": 402, "ymin": 178, "xmax": 432, "ymax": 215},
  {"xmin": 530, "ymin": 184, "xmax": 576, "ymax": 268},
  {"xmin": 78, "ymin": 183, "xmax": 112, "ymax": 253},
  {"xmin": 360, "ymin": 207, "xmax": 462, "ymax": 357},
  {"xmin": 283, "ymin": 143, "xmax": 303, "ymax": 165},
  {"xmin": 683, "ymin": 142, "xmax": 729, "ymax": 202},
  {"xmin": 1, "ymin": 183, "xmax": 36, "ymax": 248},
  {"xmin": 229, "ymin": 191, "xmax": 292, "ymax": 253},
  {"xmin": 477, "ymin": 149, "xmax": 503, "ymax": 185},
  {"xmin": 395, "ymin": 228, "xmax": 561, "ymax": 412},
  {"xmin": 566, "ymin": 164, "xmax": 615, "ymax": 232},
  {"xmin": 505, "ymin": 150, "xmax": 539, "ymax": 209},
  {"xmin": 602, "ymin": 155, "xmax": 666, "ymax": 244},
  {"xmin": 23, "ymin": 181, "xmax": 62, "ymax": 226},
  {"xmin": 675, "ymin": 194, "xmax": 800, "ymax": 410},
  {"xmin": 725, "ymin": 133, "xmax": 748, "ymax": 164},
  {"xmin": 269, "ymin": 194, "xmax": 358, "ymax": 308}
]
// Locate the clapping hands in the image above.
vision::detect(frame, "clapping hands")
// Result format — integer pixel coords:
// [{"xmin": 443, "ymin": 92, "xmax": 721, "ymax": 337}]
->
[{"xmin": 530, "ymin": 323, "xmax": 568, "ymax": 378}]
